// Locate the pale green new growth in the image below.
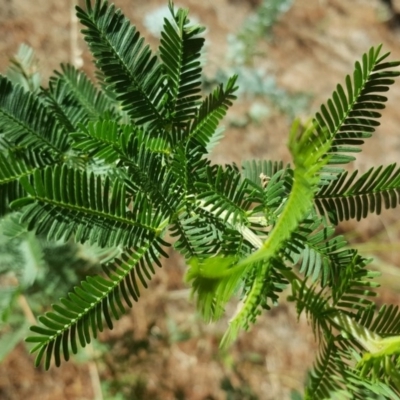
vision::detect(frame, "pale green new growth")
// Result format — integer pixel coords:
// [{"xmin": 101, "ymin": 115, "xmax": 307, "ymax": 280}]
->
[{"xmin": 1, "ymin": 1, "xmax": 400, "ymax": 398}]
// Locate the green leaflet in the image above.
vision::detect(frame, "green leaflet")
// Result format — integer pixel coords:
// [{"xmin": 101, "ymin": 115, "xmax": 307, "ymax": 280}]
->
[
  {"xmin": 6, "ymin": 43, "xmax": 41, "ymax": 93},
  {"xmin": 185, "ymin": 256, "xmax": 242, "ymax": 322}
]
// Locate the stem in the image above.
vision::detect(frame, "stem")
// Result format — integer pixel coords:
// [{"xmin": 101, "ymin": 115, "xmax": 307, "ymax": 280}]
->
[{"xmin": 197, "ymin": 200, "xmax": 264, "ymax": 249}]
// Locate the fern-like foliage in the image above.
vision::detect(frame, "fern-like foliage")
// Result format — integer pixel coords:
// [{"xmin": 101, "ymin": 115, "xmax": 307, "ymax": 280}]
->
[
  {"xmin": 1, "ymin": 1, "xmax": 400, "ymax": 398},
  {"xmin": 25, "ymin": 245, "xmax": 159, "ymax": 369},
  {"xmin": 159, "ymin": 3, "xmax": 205, "ymax": 128},
  {"xmin": 76, "ymin": 0, "xmax": 169, "ymax": 130},
  {"xmin": 316, "ymin": 163, "xmax": 400, "ymax": 223},
  {"xmin": 0, "ymin": 75, "xmax": 69, "ymax": 155},
  {"xmin": 315, "ymin": 45, "xmax": 400, "ymax": 171},
  {"xmin": 43, "ymin": 63, "xmax": 115, "ymax": 132}
]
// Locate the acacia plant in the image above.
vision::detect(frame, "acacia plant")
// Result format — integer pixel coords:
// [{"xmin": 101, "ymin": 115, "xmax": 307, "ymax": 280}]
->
[{"xmin": 2, "ymin": 0, "xmax": 400, "ymax": 398}]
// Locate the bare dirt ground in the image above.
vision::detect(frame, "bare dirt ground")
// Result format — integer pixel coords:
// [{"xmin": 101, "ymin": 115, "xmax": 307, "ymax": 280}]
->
[{"xmin": 1, "ymin": 0, "xmax": 400, "ymax": 399}]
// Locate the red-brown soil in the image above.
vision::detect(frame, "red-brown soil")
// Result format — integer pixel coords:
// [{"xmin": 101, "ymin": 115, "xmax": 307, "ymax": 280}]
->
[{"xmin": 1, "ymin": 0, "xmax": 400, "ymax": 399}]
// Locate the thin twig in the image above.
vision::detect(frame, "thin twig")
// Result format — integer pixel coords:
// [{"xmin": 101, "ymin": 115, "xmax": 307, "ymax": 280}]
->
[
  {"xmin": 86, "ymin": 343, "xmax": 104, "ymax": 400},
  {"xmin": 17, "ymin": 294, "xmax": 36, "ymax": 325},
  {"xmin": 70, "ymin": 0, "xmax": 83, "ymax": 68}
]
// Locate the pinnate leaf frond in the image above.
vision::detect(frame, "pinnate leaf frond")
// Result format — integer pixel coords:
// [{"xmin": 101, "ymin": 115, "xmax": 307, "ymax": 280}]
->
[
  {"xmin": 315, "ymin": 163, "xmax": 400, "ymax": 223},
  {"xmin": 71, "ymin": 119, "xmax": 135, "ymax": 164},
  {"xmin": 159, "ymin": 4, "xmax": 205, "ymax": 128},
  {"xmin": 43, "ymin": 63, "xmax": 115, "ymax": 132},
  {"xmin": 195, "ymin": 164, "xmax": 252, "ymax": 225},
  {"xmin": 188, "ymin": 75, "xmax": 238, "ymax": 148},
  {"xmin": 295, "ymin": 220, "xmax": 356, "ymax": 286},
  {"xmin": 315, "ymin": 45, "xmax": 400, "ymax": 179},
  {"xmin": 76, "ymin": 0, "xmax": 168, "ymax": 130},
  {"xmin": 0, "ymin": 75, "xmax": 69, "ymax": 155},
  {"xmin": 0, "ymin": 151, "xmax": 39, "ymax": 186},
  {"xmin": 25, "ymin": 245, "xmax": 162, "ymax": 369},
  {"xmin": 12, "ymin": 165, "xmax": 166, "ymax": 249}
]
